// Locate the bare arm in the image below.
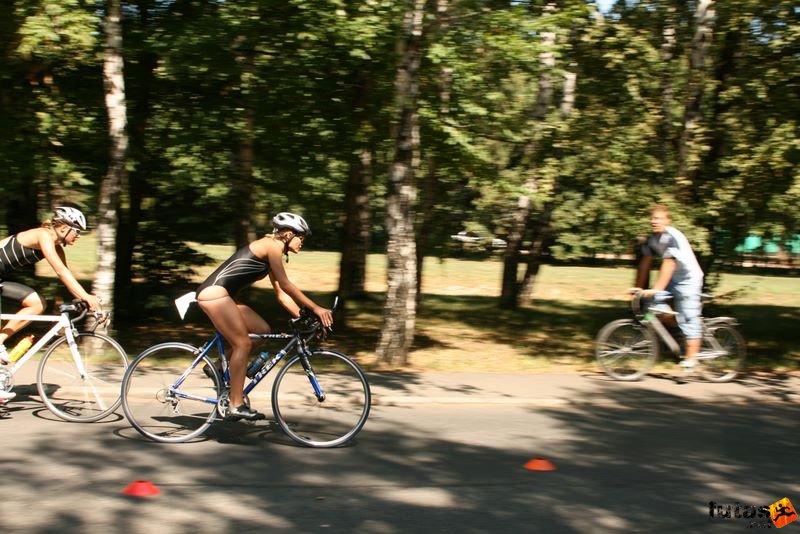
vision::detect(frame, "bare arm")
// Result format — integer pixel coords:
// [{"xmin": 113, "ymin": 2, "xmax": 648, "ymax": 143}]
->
[
  {"xmin": 257, "ymin": 238, "xmax": 333, "ymax": 327},
  {"xmin": 35, "ymin": 229, "xmax": 99, "ymax": 309},
  {"xmin": 270, "ymin": 275, "xmax": 301, "ymax": 318},
  {"xmin": 635, "ymin": 256, "xmax": 652, "ymax": 290}
]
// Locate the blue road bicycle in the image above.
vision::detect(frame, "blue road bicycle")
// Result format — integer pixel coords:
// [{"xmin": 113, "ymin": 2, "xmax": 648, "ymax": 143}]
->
[{"xmin": 120, "ymin": 300, "xmax": 371, "ymax": 447}]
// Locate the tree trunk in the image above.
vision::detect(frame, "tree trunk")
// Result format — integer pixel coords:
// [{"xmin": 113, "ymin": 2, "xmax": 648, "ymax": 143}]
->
[
  {"xmin": 519, "ymin": 200, "xmax": 555, "ymax": 302},
  {"xmin": 499, "ymin": 23, "xmax": 556, "ymax": 309},
  {"xmin": 517, "ymin": 66, "xmax": 576, "ymax": 303},
  {"xmin": 94, "ymin": 0, "xmax": 128, "ymax": 319},
  {"xmin": 338, "ymin": 147, "xmax": 372, "ymax": 302},
  {"xmin": 376, "ymin": 0, "xmax": 425, "ymax": 366},
  {"xmin": 658, "ymin": 6, "xmax": 677, "ymax": 168},
  {"xmin": 415, "ymin": 154, "xmax": 436, "ymax": 298},
  {"xmin": 232, "ymin": 45, "xmax": 256, "ymax": 248},
  {"xmin": 676, "ymin": 0, "xmax": 715, "ymax": 201},
  {"xmin": 114, "ymin": 0, "xmax": 155, "ymax": 321},
  {"xmin": 415, "ymin": 0, "xmax": 451, "ymax": 299}
]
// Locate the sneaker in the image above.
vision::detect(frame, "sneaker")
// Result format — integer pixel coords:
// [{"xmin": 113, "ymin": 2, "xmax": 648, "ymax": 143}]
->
[
  {"xmin": 0, "ymin": 345, "xmax": 9, "ymax": 365},
  {"xmin": 226, "ymin": 404, "xmax": 265, "ymax": 421},
  {"xmin": 0, "ymin": 390, "xmax": 16, "ymax": 401},
  {"xmin": 680, "ymin": 359, "xmax": 697, "ymax": 369}
]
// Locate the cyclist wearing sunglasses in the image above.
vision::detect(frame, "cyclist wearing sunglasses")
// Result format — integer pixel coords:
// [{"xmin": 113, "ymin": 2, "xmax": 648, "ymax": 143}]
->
[
  {"xmin": 0, "ymin": 206, "xmax": 101, "ymax": 369},
  {"xmin": 194, "ymin": 211, "xmax": 333, "ymax": 421}
]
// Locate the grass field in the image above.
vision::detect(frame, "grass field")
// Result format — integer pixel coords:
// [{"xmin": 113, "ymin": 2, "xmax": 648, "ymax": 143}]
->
[{"xmin": 31, "ymin": 238, "xmax": 800, "ymax": 374}]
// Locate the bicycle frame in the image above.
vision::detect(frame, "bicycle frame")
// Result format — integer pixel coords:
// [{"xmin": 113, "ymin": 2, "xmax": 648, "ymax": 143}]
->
[
  {"xmin": 634, "ymin": 291, "xmax": 737, "ymax": 360},
  {"xmin": 639, "ymin": 313, "xmax": 682, "ymax": 355},
  {"xmin": 0, "ymin": 311, "xmax": 84, "ymax": 377},
  {"xmin": 171, "ymin": 330, "xmax": 314, "ymax": 406}
]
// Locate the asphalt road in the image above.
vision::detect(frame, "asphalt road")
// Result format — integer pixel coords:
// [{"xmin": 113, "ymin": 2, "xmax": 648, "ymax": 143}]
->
[{"xmin": 1, "ymin": 372, "xmax": 799, "ymax": 533}]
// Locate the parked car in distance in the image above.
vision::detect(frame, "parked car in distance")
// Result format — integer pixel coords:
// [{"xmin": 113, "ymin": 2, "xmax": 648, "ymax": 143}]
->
[{"xmin": 450, "ymin": 231, "xmax": 507, "ymax": 249}]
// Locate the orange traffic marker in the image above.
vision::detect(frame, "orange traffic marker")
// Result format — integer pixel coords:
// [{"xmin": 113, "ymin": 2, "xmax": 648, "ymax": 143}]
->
[
  {"xmin": 524, "ymin": 457, "xmax": 557, "ymax": 471},
  {"xmin": 122, "ymin": 480, "xmax": 161, "ymax": 497}
]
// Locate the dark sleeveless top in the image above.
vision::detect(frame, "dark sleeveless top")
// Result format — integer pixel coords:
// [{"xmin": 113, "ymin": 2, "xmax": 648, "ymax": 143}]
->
[
  {"xmin": 196, "ymin": 245, "xmax": 270, "ymax": 297},
  {"xmin": 0, "ymin": 235, "xmax": 45, "ymax": 276}
]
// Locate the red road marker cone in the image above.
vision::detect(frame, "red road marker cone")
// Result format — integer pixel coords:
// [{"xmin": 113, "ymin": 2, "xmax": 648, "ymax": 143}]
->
[
  {"xmin": 122, "ymin": 480, "xmax": 161, "ymax": 497},
  {"xmin": 524, "ymin": 457, "xmax": 557, "ymax": 471}
]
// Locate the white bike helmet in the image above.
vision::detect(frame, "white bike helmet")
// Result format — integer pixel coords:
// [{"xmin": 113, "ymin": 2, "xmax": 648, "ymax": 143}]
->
[
  {"xmin": 53, "ymin": 206, "xmax": 87, "ymax": 231},
  {"xmin": 272, "ymin": 212, "xmax": 311, "ymax": 236}
]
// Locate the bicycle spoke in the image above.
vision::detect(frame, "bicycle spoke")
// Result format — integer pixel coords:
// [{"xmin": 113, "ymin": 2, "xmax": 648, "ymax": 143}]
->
[
  {"xmin": 596, "ymin": 320, "xmax": 658, "ymax": 381},
  {"xmin": 272, "ymin": 350, "xmax": 370, "ymax": 448},
  {"xmin": 699, "ymin": 324, "xmax": 746, "ymax": 383},
  {"xmin": 121, "ymin": 343, "xmax": 220, "ymax": 443},
  {"xmin": 37, "ymin": 333, "xmax": 128, "ymax": 422}
]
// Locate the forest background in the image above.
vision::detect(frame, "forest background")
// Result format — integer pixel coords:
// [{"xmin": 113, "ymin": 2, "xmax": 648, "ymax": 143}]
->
[{"xmin": 0, "ymin": 0, "xmax": 797, "ymax": 368}]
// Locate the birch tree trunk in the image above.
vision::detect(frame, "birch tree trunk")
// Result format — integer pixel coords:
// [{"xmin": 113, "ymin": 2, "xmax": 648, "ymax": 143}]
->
[
  {"xmin": 94, "ymin": 0, "xmax": 128, "ymax": 318},
  {"xmin": 658, "ymin": 6, "xmax": 677, "ymax": 168},
  {"xmin": 518, "ymin": 68, "xmax": 575, "ymax": 302},
  {"xmin": 499, "ymin": 22, "xmax": 556, "ymax": 309},
  {"xmin": 376, "ymin": 0, "xmax": 425, "ymax": 366},
  {"xmin": 677, "ymin": 0, "xmax": 715, "ymax": 200}
]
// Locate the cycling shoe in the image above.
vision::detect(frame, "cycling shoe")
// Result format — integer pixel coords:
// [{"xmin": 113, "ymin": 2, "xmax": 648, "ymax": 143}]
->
[{"xmin": 226, "ymin": 404, "xmax": 265, "ymax": 421}]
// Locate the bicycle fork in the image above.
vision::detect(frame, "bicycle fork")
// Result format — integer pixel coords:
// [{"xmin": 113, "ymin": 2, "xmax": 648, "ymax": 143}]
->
[{"xmin": 297, "ymin": 341, "xmax": 325, "ymax": 402}]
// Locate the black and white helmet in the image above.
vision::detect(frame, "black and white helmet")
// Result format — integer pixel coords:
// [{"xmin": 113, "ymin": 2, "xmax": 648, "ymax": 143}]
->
[
  {"xmin": 53, "ymin": 206, "xmax": 87, "ymax": 231},
  {"xmin": 272, "ymin": 212, "xmax": 311, "ymax": 236}
]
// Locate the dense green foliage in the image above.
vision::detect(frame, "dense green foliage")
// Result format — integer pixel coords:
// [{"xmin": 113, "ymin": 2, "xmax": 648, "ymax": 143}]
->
[{"xmin": 1, "ymin": 0, "xmax": 797, "ymax": 304}]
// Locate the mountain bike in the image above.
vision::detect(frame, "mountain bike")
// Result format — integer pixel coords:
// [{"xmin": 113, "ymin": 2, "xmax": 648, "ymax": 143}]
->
[
  {"xmin": 595, "ymin": 289, "xmax": 746, "ymax": 382},
  {"xmin": 0, "ymin": 288, "xmax": 128, "ymax": 421},
  {"xmin": 120, "ymin": 299, "xmax": 371, "ymax": 447}
]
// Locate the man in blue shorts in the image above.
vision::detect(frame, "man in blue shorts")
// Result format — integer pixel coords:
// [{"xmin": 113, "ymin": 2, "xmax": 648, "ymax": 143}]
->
[{"xmin": 635, "ymin": 204, "xmax": 704, "ymax": 370}]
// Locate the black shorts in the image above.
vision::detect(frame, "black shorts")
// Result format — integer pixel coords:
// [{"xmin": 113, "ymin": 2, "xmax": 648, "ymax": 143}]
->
[{"xmin": 0, "ymin": 280, "xmax": 38, "ymax": 303}]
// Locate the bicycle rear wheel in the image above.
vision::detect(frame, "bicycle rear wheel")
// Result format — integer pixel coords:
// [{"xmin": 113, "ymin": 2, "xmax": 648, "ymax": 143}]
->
[
  {"xmin": 595, "ymin": 319, "xmax": 658, "ymax": 381},
  {"xmin": 37, "ymin": 332, "xmax": 128, "ymax": 422},
  {"xmin": 272, "ymin": 349, "xmax": 370, "ymax": 448},
  {"xmin": 698, "ymin": 322, "xmax": 746, "ymax": 383},
  {"xmin": 121, "ymin": 343, "xmax": 221, "ymax": 443}
]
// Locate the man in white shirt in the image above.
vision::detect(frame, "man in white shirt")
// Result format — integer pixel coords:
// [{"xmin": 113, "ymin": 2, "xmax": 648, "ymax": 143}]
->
[{"xmin": 635, "ymin": 205, "xmax": 704, "ymax": 369}]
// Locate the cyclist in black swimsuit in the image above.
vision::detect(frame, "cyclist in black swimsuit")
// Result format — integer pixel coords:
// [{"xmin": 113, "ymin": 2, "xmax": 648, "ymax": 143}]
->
[
  {"xmin": 0, "ymin": 207, "xmax": 101, "ymax": 375},
  {"xmin": 196, "ymin": 212, "xmax": 333, "ymax": 420}
]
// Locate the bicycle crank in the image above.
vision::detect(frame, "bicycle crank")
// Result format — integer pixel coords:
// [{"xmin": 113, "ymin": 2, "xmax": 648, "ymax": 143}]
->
[{"xmin": 0, "ymin": 367, "xmax": 13, "ymax": 393}]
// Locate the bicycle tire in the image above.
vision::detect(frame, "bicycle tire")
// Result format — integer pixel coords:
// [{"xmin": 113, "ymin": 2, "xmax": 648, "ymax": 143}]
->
[
  {"xmin": 596, "ymin": 319, "xmax": 658, "ymax": 381},
  {"xmin": 121, "ymin": 343, "xmax": 221, "ymax": 443},
  {"xmin": 272, "ymin": 349, "xmax": 371, "ymax": 448},
  {"xmin": 698, "ymin": 322, "xmax": 746, "ymax": 383},
  {"xmin": 37, "ymin": 332, "xmax": 128, "ymax": 422}
]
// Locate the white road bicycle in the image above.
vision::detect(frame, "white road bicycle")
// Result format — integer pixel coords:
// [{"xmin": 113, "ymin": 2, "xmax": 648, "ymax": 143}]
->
[
  {"xmin": 595, "ymin": 289, "xmax": 746, "ymax": 382},
  {"xmin": 0, "ymin": 292, "xmax": 128, "ymax": 422}
]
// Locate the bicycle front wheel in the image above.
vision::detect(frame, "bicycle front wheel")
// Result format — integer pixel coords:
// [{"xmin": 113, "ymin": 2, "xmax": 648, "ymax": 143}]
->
[
  {"xmin": 699, "ymin": 322, "xmax": 746, "ymax": 383},
  {"xmin": 121, "ymin": 343, "xmax": 221, "ymax": 443},
  {"xmin": 596, "ymin": 319, "xmax": 658, "ymax": 381},
  {"xmin": 37, "ymin": 332, "xmax": 128, "ymax": 422},
  {"xmin": 272, "ymin": 349, "xmax": 371, "ymax": 448}
]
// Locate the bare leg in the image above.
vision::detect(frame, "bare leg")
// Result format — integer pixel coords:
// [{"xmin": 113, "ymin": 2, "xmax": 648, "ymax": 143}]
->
[
  {"xmin": 0, "ymin": 293, "xmax": 45, "ymax": 346},
  {"xmin": 197, "ymin": 289, "xmax": 252, "ymax": 408},
  {"xmin": 684, "ymin": 338, "xmax": 701, "ymax": 363},
  {"xmin": 197, "ymin": 287, "xmax": 270, "ymax": 409}
]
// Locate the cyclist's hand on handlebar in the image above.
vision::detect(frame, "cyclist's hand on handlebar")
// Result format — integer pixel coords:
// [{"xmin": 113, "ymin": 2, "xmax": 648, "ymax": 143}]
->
[
  {"xmin": 312, "ymin": 306, "xmax": 333, "ymax": 328},
  {"xmin": 84, "ymin": 294, "xmax": 102, "ymax": 312}
]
